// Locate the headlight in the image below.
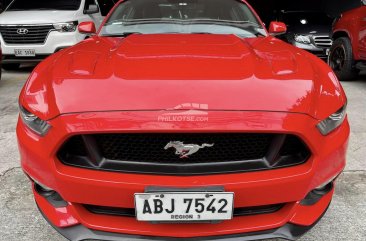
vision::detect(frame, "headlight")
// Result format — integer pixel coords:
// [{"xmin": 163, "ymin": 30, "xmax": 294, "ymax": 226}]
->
[
  {"xmin": 19, "ymin": 106, "xmax": 51, "ymax": 136},
  {"xmin": 317, "ymin": 104, "xmax": 347, "ymax": 136},
  {"xmin": 53, "ymin": 21, "xmax": 78, "ymax": 32},
  {"xmin": 294, "ymin": 35, "xmax": 311, "ymax": 44}
]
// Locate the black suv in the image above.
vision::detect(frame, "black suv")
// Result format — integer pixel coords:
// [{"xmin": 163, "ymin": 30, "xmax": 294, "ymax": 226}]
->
[{"xmin": 277, "ymin": 10, "xmax": 334, "ymax": 60}]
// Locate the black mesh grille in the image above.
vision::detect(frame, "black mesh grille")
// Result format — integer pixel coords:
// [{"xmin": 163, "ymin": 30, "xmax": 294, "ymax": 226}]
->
[
  {"xmin": 60, "ymin": 135, "xmax": 86, "ymax": 156},
  {"xmin": 58, "ymin": 133, "xmax": 310, "ymax": 175},
  {"xmin": 0, "ymin": 25, "xmax": 54, "ymax": 44},
  {"xmin": 84, "ymin": 203, "xmax": 285, "ymax": 218},
  {"xmin": 278, "ymin": 135, "xmax": 307, "ymax": 156},
  {"xmin": 95, "ymin": 133, "xmax": 273, "ymax": 164}
]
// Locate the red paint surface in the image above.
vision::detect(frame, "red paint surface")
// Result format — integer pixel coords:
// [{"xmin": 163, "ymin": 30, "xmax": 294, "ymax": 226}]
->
[{"xmin": 18, "ymin": 0, "xmax": 350, "ymax": 237}]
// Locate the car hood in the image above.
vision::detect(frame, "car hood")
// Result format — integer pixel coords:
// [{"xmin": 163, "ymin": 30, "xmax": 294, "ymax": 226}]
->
[
  {"xmin": 0, "ymin": 10, "xmax": 78, "ymax": 25},
  {"xmin": 22, "ymin": 34, "xmax": 345, "ymax": 120}
]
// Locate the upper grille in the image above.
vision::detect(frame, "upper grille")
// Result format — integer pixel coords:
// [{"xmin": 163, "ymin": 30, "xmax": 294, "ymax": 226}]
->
[
  {"xmin": 0, "ymin": 25, "xmax": 54, "ymax": 44},
  {"xmin": 58, "ymin": 133, "xmax": 310, "ymax": 175},
  {"xmin": 96, "ymin": 133, "xmax": 272, "ymax": 164},
  {"xmin": 312, "ymin": 36, "xmax": 332, "ymax": 48}
]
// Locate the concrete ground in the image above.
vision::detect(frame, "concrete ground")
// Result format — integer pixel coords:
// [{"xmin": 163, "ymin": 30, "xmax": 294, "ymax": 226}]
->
[{"xmin": 0, "ymin": 68, "xmax": 365, "ymax": 241}]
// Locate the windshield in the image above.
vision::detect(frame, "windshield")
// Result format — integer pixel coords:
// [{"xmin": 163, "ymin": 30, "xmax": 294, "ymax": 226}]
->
[
  {"xmin": 281, "ymin": 12, "xmax": 333, "ymax": 26},
  {"xmin": 100, "ymin": 0, "xmax": 267, "ymax": 37},
  {"xmin": 7, "ymin": 0, "xmax": 82, "ymax": 11}
]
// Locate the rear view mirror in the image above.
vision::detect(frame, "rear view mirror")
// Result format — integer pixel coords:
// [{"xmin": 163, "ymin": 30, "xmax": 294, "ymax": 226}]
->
[
  {"xmin": 78, "ymin": 21, "xmax": 96, "ymax": 34},
  {"xmin": 84, "ymin": 4, "xmax": 99, "ymax": 14},
  {"xmin": 268, "ymin": 21, "xmax": 287, "ymax": 36}
]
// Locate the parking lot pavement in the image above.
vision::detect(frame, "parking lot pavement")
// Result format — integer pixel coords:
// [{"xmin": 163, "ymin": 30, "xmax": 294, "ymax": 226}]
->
[{"xmin": 0, "ymin": 69, "xmax": 365, "ymax": 241}]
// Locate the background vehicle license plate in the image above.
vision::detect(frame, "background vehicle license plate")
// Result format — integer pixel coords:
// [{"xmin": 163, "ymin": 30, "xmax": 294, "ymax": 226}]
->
[
  {"xmin": 135, "ymin": 192, "xmax": 234, "ymax": 222},
  {"xmin": 14, "ymin": 49, "xmax": 35, "ymax": 57}
]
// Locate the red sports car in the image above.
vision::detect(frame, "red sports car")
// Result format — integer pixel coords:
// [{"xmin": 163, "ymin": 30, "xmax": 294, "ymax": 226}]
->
[
  {"xmin": 17, "ymin": 0, "xmax": 349, "ymax": 240},
  {"xmin": 330, "ymin": 2, "xmax": 366, "ymax": 80}
]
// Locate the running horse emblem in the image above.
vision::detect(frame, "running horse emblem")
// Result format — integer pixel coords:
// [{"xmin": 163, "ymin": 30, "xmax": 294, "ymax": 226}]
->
[{"xmin": 164, "ymin": 141, "xmax": 214, "ymax": 158}]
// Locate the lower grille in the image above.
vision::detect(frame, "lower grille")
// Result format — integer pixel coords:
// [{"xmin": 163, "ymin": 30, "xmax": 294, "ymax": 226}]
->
[
  {"xmin": 58, "ymin": 133, "xmax": 310, "ymax": 175},
  {"xmin": 84, "ymin": 203, "xmax": 285, "ymax": 218},
  {"xmin": 313, "ymin": 36, "xmax": 332, "ymax": 48},
  {"xmin": 0, "ymin": 25, "xmax": 54, "ymax": 44}
]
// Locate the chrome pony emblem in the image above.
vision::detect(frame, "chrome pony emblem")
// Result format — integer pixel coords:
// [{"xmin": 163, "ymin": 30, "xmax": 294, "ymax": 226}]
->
[
  {"xmin": 17, "ymin": 28, "xmax": 29, "ymax": 35},
  {"xmin": 164, "ymin": 141, "xmax": 214, "ymax": 158}
]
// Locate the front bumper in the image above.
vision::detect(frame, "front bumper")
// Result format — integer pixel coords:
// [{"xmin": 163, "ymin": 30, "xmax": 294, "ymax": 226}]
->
[
  {"xmin": 17, "ymin": 110, "xmax": 349, "ymax": 239},
  {"xmin": 39, "ymin": 204, "xmax": 330, "ymax": 241},
  {"xmin": 0, "ymin": 30, "xmax": 84, "ymax": 63}
]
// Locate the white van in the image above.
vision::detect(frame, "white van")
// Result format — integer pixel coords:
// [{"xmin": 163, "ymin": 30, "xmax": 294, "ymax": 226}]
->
[{"xmin": 0, "ymin": 0, "xmax": 115, "ymax": 70}]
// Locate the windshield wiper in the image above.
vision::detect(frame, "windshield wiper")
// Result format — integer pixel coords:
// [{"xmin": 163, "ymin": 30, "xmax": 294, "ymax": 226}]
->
[
  {"xmin": 110, "ymin": 19, "xmax": 262, "ymax": 26},
  {"xmin": 189, "ymin": 19, "xmax": 260, "ymax": 24},
  {"xmin": 186, "ymin": 32, "xmax": 213, "ymax": 34},
  {"xmin": 101, "ymin": 32, "xmax": 142, "ymax": 37}
]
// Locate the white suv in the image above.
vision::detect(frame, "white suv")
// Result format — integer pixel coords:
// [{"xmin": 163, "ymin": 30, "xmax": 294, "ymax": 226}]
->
[{"xmin": 0, "ymin": 0, "xmax": 111, "ymax": 70}]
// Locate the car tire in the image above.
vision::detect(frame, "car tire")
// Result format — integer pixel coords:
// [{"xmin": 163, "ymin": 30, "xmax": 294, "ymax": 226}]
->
[
  {"xmin": 329, "ymin": 37, "xmax": 359, "ymax": 81},
  {"xmin": 2, "ymin": 63, "xmax": 20, "ymax": 71}
]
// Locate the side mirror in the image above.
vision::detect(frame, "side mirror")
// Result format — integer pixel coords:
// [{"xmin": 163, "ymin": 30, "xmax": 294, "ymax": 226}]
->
[
  {"xmin": 78, "ymin": 21, "xmax": 96, "ymax": 34},
  {"xmin": 268, "ymin": 21, "xmax": 287, "ymax": 36},
  {"xmin": 84, "ymin": 4, "xmax": 99, "ymax": 14}
]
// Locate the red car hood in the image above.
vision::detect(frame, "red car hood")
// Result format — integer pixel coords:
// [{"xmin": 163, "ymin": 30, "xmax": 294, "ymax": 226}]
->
[{"xmin": 22, "ymin": 34, "xmax": 345, "ymax": 120}]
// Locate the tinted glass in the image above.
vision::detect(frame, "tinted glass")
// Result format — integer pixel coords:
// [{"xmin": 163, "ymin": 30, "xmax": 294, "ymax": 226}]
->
[
  {"xmin": 99, "ymin": 0, "xmax": 118, "ymax": 16},
  {"xmin": 101, "ymin": 0, "xmax": 266, "ymax": 37},
  {"xmin": 8, "ymin": 0, "xmax": 82, "ymax": 11}
]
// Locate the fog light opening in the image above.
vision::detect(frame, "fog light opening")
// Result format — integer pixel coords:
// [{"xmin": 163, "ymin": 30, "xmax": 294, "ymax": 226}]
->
[
  {"xmin": 300, "ymin": 181, "xmax": 334, "ymax": 206},
  {"xmin": 34, "ymin": 182, "xmax": 56, "ymax": 197},
  {"xmin": 31, "ymin": 181, "xmax": 69, "ymax": 208},
  {"xmin": 313, "ymin": 181, "xmax": 333, "ymax": 195},
  {"xmin": 315, "ymin": 183, "xmax": 329, "ymax": 191},
  {"xmin": 27, "ymin": 175, "xmax": 54, "ymax": 192},
  {"xmin": 314, "ymin": 173, "xmax": 341, "ymax": 193}
]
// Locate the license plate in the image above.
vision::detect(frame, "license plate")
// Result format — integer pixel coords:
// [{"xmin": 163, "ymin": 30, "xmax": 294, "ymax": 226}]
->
[
  {"xmin": 135, "ymin": 192, "xmax": 234, "ymax": 222},
  {"xmin": 14, "ymin": 49, "xmax": 35, "ymax": 57}
]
